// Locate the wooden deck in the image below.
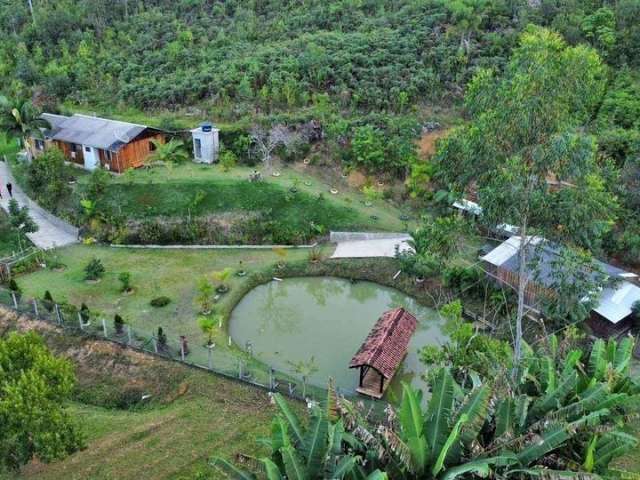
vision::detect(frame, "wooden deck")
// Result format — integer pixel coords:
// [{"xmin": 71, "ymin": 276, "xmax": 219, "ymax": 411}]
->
[{"xmin": 355, "ymin": 368, "xmax": 389, "ymax": 399}]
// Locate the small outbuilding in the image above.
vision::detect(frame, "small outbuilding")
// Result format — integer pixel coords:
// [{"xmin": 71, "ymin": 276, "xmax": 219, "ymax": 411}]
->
[
  {"xmin": 191, "ymin": 122, "xmax": 219, "ymax": 164},
  {"xmin": 349, "ymin": 307, "xmax": 418, "ymax": 399}
]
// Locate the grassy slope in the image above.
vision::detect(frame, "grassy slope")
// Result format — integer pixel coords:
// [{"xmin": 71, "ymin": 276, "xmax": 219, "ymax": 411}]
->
[
  {"xmin": 0, "ymin": 309, "xmax": 279, "ymax": 480},
  {"xmin": 95, "ymin": 162, "xmax": 410, "ymax": 234},
  {"xmin": 17, "ymin": 379, "xmax": 274, "ymax": 480}
]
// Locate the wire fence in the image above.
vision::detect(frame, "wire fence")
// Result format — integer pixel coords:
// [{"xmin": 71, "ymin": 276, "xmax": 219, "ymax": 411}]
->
[{"xmin": 0, "ymin": 286, "xmax": 341, "ymax": 405}]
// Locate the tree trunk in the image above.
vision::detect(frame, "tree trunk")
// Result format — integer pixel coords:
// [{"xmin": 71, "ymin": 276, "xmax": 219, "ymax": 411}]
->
[
  {"xmin": 27, "ymin": 0, "xmax": 35, "ymax": 24},
  {"xmin": 513, "ymin": 219, "xmax": 528, "ymax": 378}
]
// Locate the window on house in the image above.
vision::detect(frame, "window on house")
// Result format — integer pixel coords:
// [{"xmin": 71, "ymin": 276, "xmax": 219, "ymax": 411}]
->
[
  {"xmin": 85, "ymin": 146, "xmax": 91, "ymax": 152},
  {"xmin": 149, "ymin": 141, "xmax": 157, "ymax": 151},
  {"xmin": 35, "ymin": 139, "xmax": 44, "ymax": 150},
  {"xmin": 194, "ymin": 138, "xmax": 202, "ymax": 158}
]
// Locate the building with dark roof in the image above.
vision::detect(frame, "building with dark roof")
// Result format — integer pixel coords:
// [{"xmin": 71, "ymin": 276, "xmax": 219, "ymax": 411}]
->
[
  {"xmin": 349, "ymin": 307, "xmax": 418, "ymax": 398},
  {"xmin": 30, "ymin": 113, "xmax": 165, "ymax": 173},
  {"xmin": 481, "ymin": 236, "xmax": 640, "ymax": 338}
]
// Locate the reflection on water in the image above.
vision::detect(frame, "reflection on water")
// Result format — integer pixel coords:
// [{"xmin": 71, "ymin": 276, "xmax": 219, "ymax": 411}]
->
[{"xmin": 230, "ymin": 277, "xmax": 450, "ymax": 397}]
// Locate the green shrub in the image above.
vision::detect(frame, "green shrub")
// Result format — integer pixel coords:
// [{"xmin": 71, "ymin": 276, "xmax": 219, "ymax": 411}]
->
[
  {"xmin": 83, "ymin": 257, "xmax": 105, "ymax": 281},
  {"xmin": 118, "ymin": 272, "xmax": 132, "ymax": 293},
  {"xmin": 8, "ymin": 279, "xmax": 20, "ymax": 294},
  {"xmin": 43, "ymin": 290, "xmax": 54, "ymax": 312},
  {"xmin": 79, "ymin": 303, "xmax": 90, "ymax": 323},
  {"xmin": 150, "ymin": 296, "xmax": 171, "ymax": 308},
  {"xmin": 114, "ymin": 314, "xmax": 125, "ymax": 334},
  {"xmin": 219, "ymin": 150, "xmax": 237, "ymax": 172}
]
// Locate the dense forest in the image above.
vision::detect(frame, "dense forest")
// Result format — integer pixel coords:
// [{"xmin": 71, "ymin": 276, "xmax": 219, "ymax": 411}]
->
[{"xmin": 1, "ymin": 0, "xmax": 640, "ymax": 261}]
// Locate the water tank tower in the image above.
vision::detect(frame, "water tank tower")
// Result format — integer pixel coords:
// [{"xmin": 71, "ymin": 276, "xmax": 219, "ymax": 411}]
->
[{"xmin": 191, "ymin": 121, "xmax": 219, "ymax": 164}]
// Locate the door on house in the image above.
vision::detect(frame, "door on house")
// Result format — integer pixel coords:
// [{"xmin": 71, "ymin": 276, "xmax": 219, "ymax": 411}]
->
[{"xmin": 83, "ymin": 145, "xmax": 100, "ymax": 170}]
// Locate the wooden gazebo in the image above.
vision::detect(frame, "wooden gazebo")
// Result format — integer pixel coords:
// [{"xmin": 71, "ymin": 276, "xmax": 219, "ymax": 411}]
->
[{"xmin": 349, "ymin": 307, "xmax": 418, "ymax": 399}]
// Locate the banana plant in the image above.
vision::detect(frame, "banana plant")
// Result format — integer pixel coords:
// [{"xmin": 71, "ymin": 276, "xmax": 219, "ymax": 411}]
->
[{"xmin": 211, "ymin": 383, "xmax": 385, "ymax": 479}]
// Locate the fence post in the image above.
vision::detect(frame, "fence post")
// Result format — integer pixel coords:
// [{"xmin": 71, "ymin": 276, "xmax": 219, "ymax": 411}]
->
[
  {"xmin": 238, "ymin": 360, "xmax": 243, "ymax": 379},
  {"xmin": 55, "ymin": 304, "xmax": 62, "ymax": 325},
  {"xmin": 102, "ymin": 318, "xmax": 107, "ymax": 337},
  {"xmin": 269, "ymin": 368, "xmax": 274, "ymax": 391},
  {"xmin": 180, "ymin": 341, "xmax": 185, "ymax": 361},
  {"xmin": 11, "ymin": 292, "xmax": 18, "ymax": 309},
  {"xmin": 207, "ymin": 346, "xmax": 213, "ymax": 369},
  {"xmin": 153, "ymin": 338, "xmax": 158, "ymax": 354},
  {"xmin": 32, "ymin": 299, "xmax": 38, "ymax": 317},
  {"xmin": 78, "ymin": 312, "xmax": 84, "ymax": 330},
  {"xmin": 127, "ymin": 325, "xmax": 132, "ymax": 345}
]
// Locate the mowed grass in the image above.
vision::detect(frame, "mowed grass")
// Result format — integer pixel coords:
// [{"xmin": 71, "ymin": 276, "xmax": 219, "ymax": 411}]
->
[
  {"xmin": 17, "ymin": 244, "xmax": 328, "ymax": 366},
  {"xmin": 93, "ymin": 162, "xmax": 410, "ymax": 233},
  {"xmin": 13, "ymin": 369, "xmax": 278, "ymax": 480}
]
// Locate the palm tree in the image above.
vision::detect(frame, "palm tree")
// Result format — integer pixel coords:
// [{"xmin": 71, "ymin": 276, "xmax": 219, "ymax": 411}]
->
[
  {"xmin": 0, "ymin": 97, "xmax": 50, "ymax": 158},
  {"xmin": 148, "ymin": 138, "xmax": 189, "ymax": 165}
]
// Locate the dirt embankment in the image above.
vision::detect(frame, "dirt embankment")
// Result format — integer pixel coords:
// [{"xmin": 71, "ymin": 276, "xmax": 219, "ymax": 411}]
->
[{"xmin": 0, "ymin": 306, "xmax": 188, "ymax": 408}]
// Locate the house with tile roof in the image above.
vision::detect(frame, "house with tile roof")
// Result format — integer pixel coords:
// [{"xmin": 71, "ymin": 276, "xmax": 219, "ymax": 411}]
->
[{"xmin": 349, "ymin": 307, "xmax": 418, "ymax": 398}]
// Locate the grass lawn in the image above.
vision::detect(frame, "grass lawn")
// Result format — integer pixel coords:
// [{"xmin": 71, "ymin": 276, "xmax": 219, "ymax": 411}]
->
[{"xmin": 17, "ymin": 244, "xmax": 330, "ymax": 369}]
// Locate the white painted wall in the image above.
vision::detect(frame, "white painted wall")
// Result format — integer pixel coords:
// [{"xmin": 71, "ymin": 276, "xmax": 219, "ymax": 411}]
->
[
  {"xmin": 82, "ymin": 145, "xmax": 100, "ymax": 170},
  {"xmin": 191, "ymin": 127, "xmax": 219, "ymax": 164}
]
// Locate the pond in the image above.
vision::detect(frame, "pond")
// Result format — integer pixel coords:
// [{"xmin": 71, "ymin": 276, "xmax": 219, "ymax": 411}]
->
[{"xmin": 230, "ymin": 277, "xmax": 450, "ymax": 398}]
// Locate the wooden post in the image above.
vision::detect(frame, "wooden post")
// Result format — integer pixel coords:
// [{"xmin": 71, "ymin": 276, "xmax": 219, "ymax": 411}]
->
[
  {"xmin": 153, "ymin": 338, "xmax": 158, "ymax": 354},
  {"xmin": 33, "ymin": 299, "xmax": 39, "ymax": 317},
  {"xmin": 180, "ymin": 341, "xmax": 185, "ymax": 361},
  {"xmin": 11, "ymin": 292, "xmax": 18, "ymax": 309},
  {"xmin": 55, "ymin": 304, "xmax": 62, "ymax": 324},
  {"xmin": 207, "ymin": 346, "xmax": 213, "ymax": 369},
  {"xmin": 102, "ymin": 318, "xmax": 107, "ymax": 337},
  {"xmin": 238, "ymin": 360, "xmax": 243, "ymax": 379},
  {"xmin": 379, "ymin": 374, "xmax": 384, "ymax": 394},
  {"xmin": 127, "ymin": 325, "xmax": 132, "ymax": 345},
  {"xmin": 269, "ymin": 368, "xmax": 274, "ymax": 391},
  {"xmin": 78, "ymin": 312, "xmax": 84, "ymax": 330}
]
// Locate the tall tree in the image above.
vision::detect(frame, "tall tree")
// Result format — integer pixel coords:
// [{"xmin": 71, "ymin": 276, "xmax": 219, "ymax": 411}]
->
[
  {"xmin": 0, "ymin": 332, "xmax": 84, "ymax": 469},
  {"xmin": 7, "ymin": 198, "xmax": 38, "ymax": 250},
  {"xmin": 435, "ymin": 26, "xmax": 617, "ymax": 368}
]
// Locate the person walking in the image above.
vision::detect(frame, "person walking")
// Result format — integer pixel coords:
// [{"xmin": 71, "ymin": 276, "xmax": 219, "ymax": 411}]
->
[{"xmin": 6, "ymin": 182, "xmax": 12, "ymax": 198}]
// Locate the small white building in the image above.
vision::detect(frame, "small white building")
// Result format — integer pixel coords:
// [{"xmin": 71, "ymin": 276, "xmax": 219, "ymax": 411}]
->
[{"xmin": 191, "ymin": 122, "xmax": 219, "ymax": 164}]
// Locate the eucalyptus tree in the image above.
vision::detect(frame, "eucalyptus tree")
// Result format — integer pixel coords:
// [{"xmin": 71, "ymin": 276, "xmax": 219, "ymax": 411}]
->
[{"xmin": 435, "ymin": 26, "xmax": 617, "ymax": 366}]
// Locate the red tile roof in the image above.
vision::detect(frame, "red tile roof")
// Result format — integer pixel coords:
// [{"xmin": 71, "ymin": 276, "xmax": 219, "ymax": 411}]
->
[{"xmin": 349, "ymin": 308, "xmax": 418, "ymax": 379}]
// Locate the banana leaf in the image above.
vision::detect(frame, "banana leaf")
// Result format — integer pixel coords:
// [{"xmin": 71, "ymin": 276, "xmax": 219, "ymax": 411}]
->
[
  {"xmin": 210, "ymin": 457, "xmax": 257, "ymax": 480},
  {"xmin": 273, "ymin": 393, "xmax": 305, "ymax": 447},
  {"xmin": 425, "ymin": 368, "xmax": 456, "ymax": 464},
  {"xmin": 281, "ymin": 445, "xmax": 309, "ymax": 480}
]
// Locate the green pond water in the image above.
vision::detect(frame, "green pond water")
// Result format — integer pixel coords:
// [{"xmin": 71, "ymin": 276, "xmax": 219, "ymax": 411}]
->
[{"xmin": 229, "ymin": 277, "xmax": 450, "ymax": 398}]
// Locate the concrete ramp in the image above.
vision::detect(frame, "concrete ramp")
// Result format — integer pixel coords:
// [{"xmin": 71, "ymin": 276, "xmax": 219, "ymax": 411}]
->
[{"xmin": 330, "ymin": 232, "xmax": 413, "ymax": 259}]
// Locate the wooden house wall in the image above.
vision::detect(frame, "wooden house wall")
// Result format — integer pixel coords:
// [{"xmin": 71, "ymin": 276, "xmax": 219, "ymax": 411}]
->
[
  {"xmin": 111, "ymin": 132, "xmax": 165, "ymax": 173},
  {"xmin": 487, "ymin": 265, "xmax": 554, "ymax": 309},
  {"xmin": 586, "ymin": 312, "xmax": 632, "ymax": 338}
]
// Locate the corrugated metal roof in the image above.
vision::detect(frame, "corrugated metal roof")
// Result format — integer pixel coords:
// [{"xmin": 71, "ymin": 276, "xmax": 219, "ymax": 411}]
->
[
  {"xmin": 41, "ymin": 113, "xmax": 149, "ymax": 151},
  {"xmin": 594, "ymin": 282, "xmax": 640, "ymax": 324},
  {"xmin": 482, "ymin": 236, "xmax": 639, "ymax": 322},
  {"xmin": 349, "ymin": 308, "xmax": 417, "ymax": 379}
]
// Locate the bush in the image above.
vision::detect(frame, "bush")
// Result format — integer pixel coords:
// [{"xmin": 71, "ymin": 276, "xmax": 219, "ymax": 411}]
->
[
  {"xmin": 8, "ymin": 279, "xmax": 20, "ymax": 294},
  {"xmin": 150, "ymin": 296, "xmax": 171, "ymax": 308},
  {"xmin": 219, "ymin": 150, "xmax": 237, "ymax": 172},
  {"xmin": 83, "ymin": 257, "xmax": 105, "ymax": 281},
  {"xmin": 156, "ymin": 327, "xmax": 167, "ymax": 348},
  {"xmin": 114, "ymin": 314, "xmax": 125, "ymax": 334},
  {"xmin": 79, "ymin": 303, "xmax": 90, "ymax": 323},
  {"xmin": 43, "ymin": 290, "xmax": 54, "ymax": 312},
  {"xmin": 118, "ymin": 272, "xmax": 132, "ymax": 293}
]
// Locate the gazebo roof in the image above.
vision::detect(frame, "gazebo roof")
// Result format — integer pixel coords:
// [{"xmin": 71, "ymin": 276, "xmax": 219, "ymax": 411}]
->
[{"xmin": 349, "ymin": 308, "xmax": 418, "ymax": 379}]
